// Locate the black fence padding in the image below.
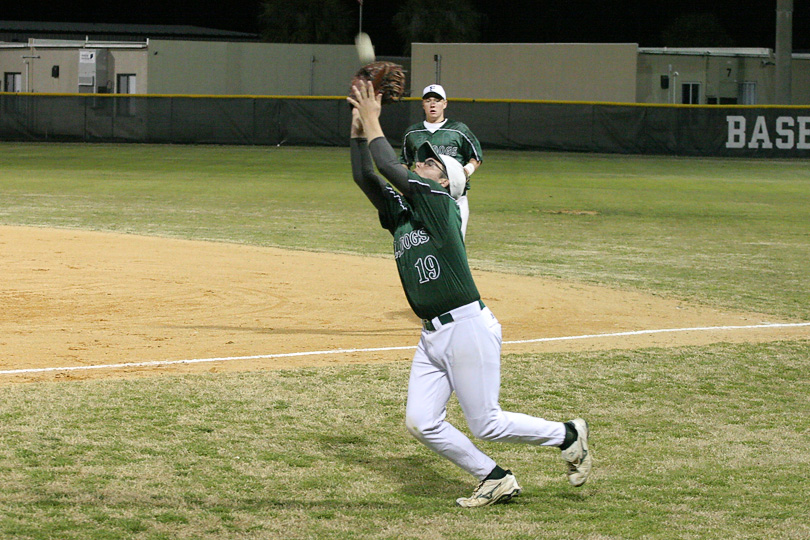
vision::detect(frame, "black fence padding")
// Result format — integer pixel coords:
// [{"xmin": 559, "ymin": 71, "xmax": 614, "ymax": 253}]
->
[{"xmin": 1, "ymin": 93, "xmax": 808, "ymax": 157}]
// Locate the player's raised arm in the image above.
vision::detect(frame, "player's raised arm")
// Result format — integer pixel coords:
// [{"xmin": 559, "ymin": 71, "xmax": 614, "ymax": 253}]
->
[
  {"xmin": 349, "ymin": 108, "xmax": 388, "ymax": 212},
  {"xmin": 348, "ymin": 82, "xmax": 411, "ymax": 196}
]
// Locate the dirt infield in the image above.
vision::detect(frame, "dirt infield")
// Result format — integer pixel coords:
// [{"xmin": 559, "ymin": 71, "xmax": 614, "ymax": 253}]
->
[{"xmin": 2, "ymin": 226, "xmax": 807, "ymax": 384}]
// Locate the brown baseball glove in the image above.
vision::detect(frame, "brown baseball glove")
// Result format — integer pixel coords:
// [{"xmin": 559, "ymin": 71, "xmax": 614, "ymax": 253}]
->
[{"xmin": 349, "ymin": 61, "xmax": 406, "ymax": 105}]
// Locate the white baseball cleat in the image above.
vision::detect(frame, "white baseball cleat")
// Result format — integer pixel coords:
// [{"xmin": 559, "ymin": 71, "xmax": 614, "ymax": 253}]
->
[
  {"xmin": 455, "ymin": 471, "xmax": 521, "ymax": 508},
  {"xmin": 561, "ymin": 418, "xmax": 592, "ymax": 487}
]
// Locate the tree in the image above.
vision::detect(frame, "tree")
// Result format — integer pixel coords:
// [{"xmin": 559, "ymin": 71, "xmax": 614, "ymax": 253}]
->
[
  {"xmin": 259, "ymin": 0, "xmax": 354, "ymax": 44},
  {"xmin": 661, "ymin": 13, "xmax": 735, "ymax": 48},
  {"xmin": 392, "ymin": 0, "xmax": 483, "ymax": 54}
]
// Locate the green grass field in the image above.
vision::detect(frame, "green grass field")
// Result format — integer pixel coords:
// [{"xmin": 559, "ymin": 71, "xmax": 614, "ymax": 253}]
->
[
  {"xmin": 2, "ymin": 143, "xmax": 807, "ymax": 318},
  {"xmin": 1, "ymin": 143, "xmax": 809, "ymax": 539}
]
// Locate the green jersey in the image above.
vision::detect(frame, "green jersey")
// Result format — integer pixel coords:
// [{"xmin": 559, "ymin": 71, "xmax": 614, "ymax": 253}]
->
[
  {"xmin": 400, "ymin": 119, "xmax": 483, "ymax": 169},
  {"xmin": 377, "ymin": 171, "xmax": 480, "ymax": 320}
]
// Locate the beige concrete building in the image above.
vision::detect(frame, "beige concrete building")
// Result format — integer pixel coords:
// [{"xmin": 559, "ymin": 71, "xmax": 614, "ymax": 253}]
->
[
  {"xmin": 637, "ymin": 47, "xmax": 810, "ymax": 105},
  {"xmin": 410, "ymin": 43, "xmax": 639, "ymax": 103},
  {"xmin": 0, "ymin": 39, "xmax": 361, "ymax": 97},
  {"xmin": 0, "ymin": 40, "xmax": 148, "ymax": 94},
  {"xmin": 1, "ymin": 36, "xmax": 808, "ymax": 104},
  {"xmin": 411, "ymin": 43, "xmax": 810, "ymax": 105}
]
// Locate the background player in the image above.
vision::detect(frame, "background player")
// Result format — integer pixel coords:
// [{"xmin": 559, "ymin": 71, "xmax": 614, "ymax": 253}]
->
[
  {"xmin": 400, "ymin": 84, "xmax": 483, "ymax": 239},
  {"xmin": 349, "ymin": 81, "xmax": 592, "ymax": 508}
]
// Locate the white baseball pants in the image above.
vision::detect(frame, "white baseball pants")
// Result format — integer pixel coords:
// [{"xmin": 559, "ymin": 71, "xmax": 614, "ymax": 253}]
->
[
  {"xmin": 456, "ymin": 195, "xmax": 469, "ymax": 240},
  {"xmin": 405, "ymin": 301, "xmax": 565, "ymax": 480}
]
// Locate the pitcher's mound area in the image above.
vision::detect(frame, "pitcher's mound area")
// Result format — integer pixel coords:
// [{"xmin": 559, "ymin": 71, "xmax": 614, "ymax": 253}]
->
[{"xmin": 1, "ymin": 226, "xmax": 806, "ymax": 383}]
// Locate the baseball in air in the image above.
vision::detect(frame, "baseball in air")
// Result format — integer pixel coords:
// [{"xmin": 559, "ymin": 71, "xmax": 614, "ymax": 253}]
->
[{"xmin": 355, "ymin": 32, "xmax": 375, "ymax": 64}]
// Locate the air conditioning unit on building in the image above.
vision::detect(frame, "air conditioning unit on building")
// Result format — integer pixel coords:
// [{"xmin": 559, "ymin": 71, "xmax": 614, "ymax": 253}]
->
[{"xmin": 78, "ymin": 49, "xmax": 110, "ymax": 93}]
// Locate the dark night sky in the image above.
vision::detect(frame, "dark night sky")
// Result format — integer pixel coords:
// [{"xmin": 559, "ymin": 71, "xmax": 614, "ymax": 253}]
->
[{"xmin": 3, "ymin": 1, "xmax": 808, "ymax": 55}]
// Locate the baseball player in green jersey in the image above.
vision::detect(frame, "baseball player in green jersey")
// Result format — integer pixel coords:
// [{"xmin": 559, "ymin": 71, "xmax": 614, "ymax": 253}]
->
[
  {"xmin": 349, "ymin": 81, "xmax": 592, "ymax": 508},
  {"xmin": 400, "ymin": 84, "xmax": 483, "ymax": 239}
]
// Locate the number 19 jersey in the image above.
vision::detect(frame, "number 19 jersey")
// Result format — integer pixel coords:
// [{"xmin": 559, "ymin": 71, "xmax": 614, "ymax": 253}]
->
[{"xmin": 378, "ymin": 171, "xmax": 480, "ymax": 320}]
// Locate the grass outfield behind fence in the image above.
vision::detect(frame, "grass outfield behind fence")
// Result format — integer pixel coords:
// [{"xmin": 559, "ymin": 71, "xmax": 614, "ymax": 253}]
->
[{"xmin": 1, "ymin": 143, "xmax": 809, "ymax": 539}]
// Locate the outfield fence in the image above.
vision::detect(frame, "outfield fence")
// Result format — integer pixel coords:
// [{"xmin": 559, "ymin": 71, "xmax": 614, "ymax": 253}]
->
[{"xmin": 2, "ymin": 92, "xmax": 809, "ymax": 157}]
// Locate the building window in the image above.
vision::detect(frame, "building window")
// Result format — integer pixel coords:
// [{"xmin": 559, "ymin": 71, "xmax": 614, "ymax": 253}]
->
[
  {"xmin": 3, "ymin": 72, "xmax": 24, "ymax": 114},
  {"xmin": 4, "ymin": 72, "xmax": 22, "ymax": 92},
  {"xmin": 681, "ymin": 82, "xmax": 700, "ymax": 104},
  {"xmin": 739, "ymin": 82, "xmax": 757, "ymax": 105},
  {"xmin": 117, "ymin": 74, "xmax": 136, "ymax": 94}
]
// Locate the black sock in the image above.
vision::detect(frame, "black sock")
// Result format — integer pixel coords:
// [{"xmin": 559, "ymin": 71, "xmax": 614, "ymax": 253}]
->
[
  {"xmin": 559, "ymin": 421, "xmax": 578, "ymax": 451},
  {"xmin": 485, "ymin": 465, "xmax": 509, "ymax": 481}
]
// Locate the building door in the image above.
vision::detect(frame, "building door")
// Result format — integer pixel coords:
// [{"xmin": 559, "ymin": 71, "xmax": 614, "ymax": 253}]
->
[
  {"xmin": 739, "ymin": 82, "xmax": 757, "ymax": 105},
  {"xmin": 116, "ymin": 74, "xmax": 137, "ymax": 116}
]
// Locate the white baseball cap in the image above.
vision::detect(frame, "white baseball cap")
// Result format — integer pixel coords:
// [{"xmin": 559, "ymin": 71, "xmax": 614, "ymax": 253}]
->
[
  {"xmin": 418, "ymin": 142, "xmax": 466, "ymax": 199},
  {"xmin": 422, "ymin": 84, "xmax": 447, "ymax": 100}
]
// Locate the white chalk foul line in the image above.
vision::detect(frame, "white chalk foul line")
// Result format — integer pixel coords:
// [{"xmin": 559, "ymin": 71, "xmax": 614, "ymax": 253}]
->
[
  {"xmin": 505, "ymin": 321, "xmax": 810, "ymax": 345},
  {"xmin": 0, "ymin": 346, "xmax": 416, "ymax": 376},
  {"xmin": 2, "ymin": 322, "xmax": 808, "ymax": 376}
]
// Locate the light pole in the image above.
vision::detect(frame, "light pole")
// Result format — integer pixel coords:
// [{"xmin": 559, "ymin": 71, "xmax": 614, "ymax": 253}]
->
[{"xmin": 775, "ymin": 0, "xmax": 793, "ymax": 104}]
